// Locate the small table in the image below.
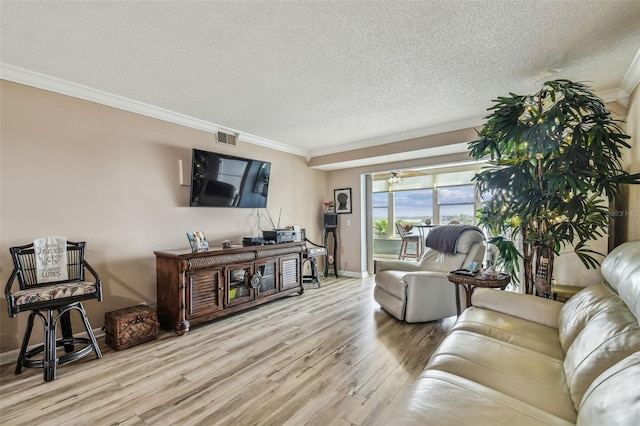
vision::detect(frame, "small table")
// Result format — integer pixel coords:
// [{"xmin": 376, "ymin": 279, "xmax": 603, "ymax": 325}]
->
[
  {"xmin": 447, "ymin": 271, "xmax": 511, "ymax": 315},
  {"xmin": 414, "ymin": 224, "xmax": 436, "ymax": 244}
]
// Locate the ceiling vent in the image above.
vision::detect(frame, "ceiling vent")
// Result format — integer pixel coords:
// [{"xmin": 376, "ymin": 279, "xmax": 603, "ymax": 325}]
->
[{"xmin": 216, "ymin": 131, "xmax": 237, "ymax": 147}]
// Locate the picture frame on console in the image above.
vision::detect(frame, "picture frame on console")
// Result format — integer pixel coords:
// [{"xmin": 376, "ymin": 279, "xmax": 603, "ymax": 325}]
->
[
  {"xmin": 334, "ymin": 188, "xmax": 352, "ymax": 214},
  {"xmin": 186, "ymin": 231, "xmax": 209, "ymax": 252}
]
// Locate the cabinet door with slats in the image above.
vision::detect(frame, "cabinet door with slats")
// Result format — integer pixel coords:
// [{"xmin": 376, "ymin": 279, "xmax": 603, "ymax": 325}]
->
[
  {"xmin": 186, "ymin": 268, "xmax": 223, "ymax": 318},
  {"xmin": 280, "ymin": 254, "xmax": 301, "ymax": 290}
]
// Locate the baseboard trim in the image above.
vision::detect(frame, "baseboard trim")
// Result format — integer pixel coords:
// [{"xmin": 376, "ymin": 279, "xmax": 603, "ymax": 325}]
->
[{"xmin": 340, "ymin": 271, "xmax": 370, "ymax": 279}]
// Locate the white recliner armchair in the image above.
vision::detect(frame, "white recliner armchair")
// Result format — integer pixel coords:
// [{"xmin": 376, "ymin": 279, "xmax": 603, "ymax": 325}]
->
[{"xmin": 374, "ymin": 227, "xmax": 485, "ymax": 322}]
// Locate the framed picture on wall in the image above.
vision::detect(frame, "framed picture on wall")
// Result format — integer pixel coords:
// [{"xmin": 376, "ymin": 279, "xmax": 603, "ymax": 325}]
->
[{"xmin": 334, "ymin": 188, "xmax": 352, "ymax": 214}]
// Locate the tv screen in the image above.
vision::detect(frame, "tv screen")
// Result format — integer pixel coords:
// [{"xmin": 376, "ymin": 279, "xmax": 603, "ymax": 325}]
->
[{"xmin": 189, "ymin": 148, "xmax": 270, "ymax": 208}]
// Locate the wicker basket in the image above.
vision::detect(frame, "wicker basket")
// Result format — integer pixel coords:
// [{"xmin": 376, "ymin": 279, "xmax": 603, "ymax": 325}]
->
[{"xmin": 105, "ymin": 304, "xmax": 159, "ymax": 351}]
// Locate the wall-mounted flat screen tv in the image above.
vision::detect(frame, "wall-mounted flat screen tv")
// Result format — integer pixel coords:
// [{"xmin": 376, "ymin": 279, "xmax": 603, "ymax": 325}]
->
[{"xmin": 189, "ymin": 148, "xmax": 270, "ymax": 208}]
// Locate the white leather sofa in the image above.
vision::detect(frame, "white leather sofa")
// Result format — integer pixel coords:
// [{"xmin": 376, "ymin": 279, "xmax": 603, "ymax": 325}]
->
[
  {"xmin": 395, "ymin": 240, "xmax": 640, "ymax": 425},
  {"xmin": 374, "ymin": 228, "xmax": 484, "ymax": 322}
]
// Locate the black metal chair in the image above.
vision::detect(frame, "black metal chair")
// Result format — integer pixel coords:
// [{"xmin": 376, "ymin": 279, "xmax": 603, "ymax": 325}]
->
[
  {"xmin": 5, "ymin": 240, "xmax": 103, "ymax": 381},
  {"xmin": 303, "ymin": 238, "xmax": 327, "ymax": 288}
]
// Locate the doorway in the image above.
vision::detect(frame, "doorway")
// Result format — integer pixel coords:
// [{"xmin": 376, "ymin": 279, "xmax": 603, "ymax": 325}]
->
[{"xmin": 366, "ymin": 166, "xmax": 484, "ymax": 273}]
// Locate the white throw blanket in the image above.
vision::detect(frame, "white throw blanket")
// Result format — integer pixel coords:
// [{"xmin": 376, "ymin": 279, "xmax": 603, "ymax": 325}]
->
[{"xmin": 34, "ymin": 236, "xmax": 68, "ymax": 283}]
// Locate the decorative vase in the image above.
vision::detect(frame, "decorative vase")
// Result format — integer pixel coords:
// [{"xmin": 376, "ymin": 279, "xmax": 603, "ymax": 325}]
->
[{"xmin": 323, "ymin": 202, "xmax": 334, "ymax": 213}]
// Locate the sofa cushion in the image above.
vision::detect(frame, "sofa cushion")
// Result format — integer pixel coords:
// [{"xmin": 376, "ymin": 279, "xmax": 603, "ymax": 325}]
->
[
  {"xmin": 563, "ymin": 306, "xmax": 640, "ymax": 410},
  {"xmin": 577, "ymin": 352, "xmax": 640, "ymax": 426},
  {"xmin": 454, "ymin": 227, "xmax": 484, "ymax": 254},
  {"xmin": 558, "ymin": 283, "xmax": 626, "ymax": 352},
  {"xmin": 397, "ymin": 370, "xmax": 574, "ymax": 426},
  {"xmin": 472, "ymin": 287, "xmax": 563, "ymax": 329},
  {"xmin": 426, "ymin": 330, "xmax": 577, "ymax": 422},
  {"xmin": 452, "ymin": 306, "xmax": 564, "ymax": 359},
  {"xmin": 419, "ymin": 248, "xmax": 469, "ymax": 272},
  {"xmin": 12, "ymin": 281, "xmax": 97, "ymax": 305},
  {"xmin": 601, "ymin": 240, "xmax": 640, "ymax": 321}
]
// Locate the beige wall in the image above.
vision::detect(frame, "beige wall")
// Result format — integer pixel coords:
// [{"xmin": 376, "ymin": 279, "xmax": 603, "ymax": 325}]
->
[
  {"xmin": 0, "ymin": 80, "xmax": 328, "ymax": 353},
  {"xmin": 623, "ymin": 85, "xmax": 640, "ymax": 241}
]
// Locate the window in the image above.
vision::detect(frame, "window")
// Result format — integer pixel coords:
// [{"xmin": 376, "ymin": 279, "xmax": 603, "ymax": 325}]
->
[
  {"xmin": 395, "ymin": 189, "xmax": 434, "ymax": 225},
  {"xmin": 372, "ymin": 192, "xmax": 390, "ymax": 236},
  {"xmin": 437, "ymin": 185, "xmax": 476, "ymax": 225},
  {"xmin": 371, "ymin": 168, "xmax": 483, "ymax": 260},
  {"xmin": 371, "ymin": 189, "xmax": 435, "ymax": 237},
  {"xmin": 371, "ymin": 169, "xmax": 481, "ymax": 235}
]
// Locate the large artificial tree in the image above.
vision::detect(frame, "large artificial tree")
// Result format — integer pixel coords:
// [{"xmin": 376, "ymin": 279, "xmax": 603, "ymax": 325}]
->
[{"xmin": 469, "ymin": 80, "xmax": 640, "ymax": 296}]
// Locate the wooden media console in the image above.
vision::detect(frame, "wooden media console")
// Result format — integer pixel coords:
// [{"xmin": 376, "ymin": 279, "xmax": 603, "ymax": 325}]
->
[{"xmin": 154, "ymin": 242, "xmax": 305, "ymax": 335}]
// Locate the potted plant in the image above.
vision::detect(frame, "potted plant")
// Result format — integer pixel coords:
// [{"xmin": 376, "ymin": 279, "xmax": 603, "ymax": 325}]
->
[
  {"xmin": 373, "ymin": 218, "xmax": 389, "ymax": 236},
  {"xmin": 469, "ymin": 80, "xmax": 640, "ymax": 296}
]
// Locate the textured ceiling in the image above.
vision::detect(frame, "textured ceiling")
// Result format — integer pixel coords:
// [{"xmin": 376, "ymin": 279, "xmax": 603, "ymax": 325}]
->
[{"xmin": 1, "ymin": 1, "xmax": 640, "ymax": 161}]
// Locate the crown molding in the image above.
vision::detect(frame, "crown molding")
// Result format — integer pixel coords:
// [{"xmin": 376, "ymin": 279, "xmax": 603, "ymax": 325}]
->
[
  {"xmin": 620, "ymin": 47, "xmax": 640, "ymax": 103},
  {"xmin": 307, "ymin": 116, "xmax": 485, "ymax": 159},
  {"xmin": 599, "ymin": 88, "xmax": 630, "ymax": 108},
  {"xmin": 0, "ymin": 64, "xmax": 307, "ymax": 157},
  {"xmin": 237, "ymin": 132, "xmax": 306, "ymax": 156},
  {"xmin": 3, "ymin": 62, "xmax": 637, "ymax": 164}
]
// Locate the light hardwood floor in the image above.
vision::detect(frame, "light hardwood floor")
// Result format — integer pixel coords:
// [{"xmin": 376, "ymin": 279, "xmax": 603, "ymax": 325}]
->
[{"xmin": 0, "ymin": 276, "xmax": 454, "ymax": 426}]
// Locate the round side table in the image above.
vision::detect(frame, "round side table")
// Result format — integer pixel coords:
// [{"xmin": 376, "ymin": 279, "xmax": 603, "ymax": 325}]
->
[{"xmin": 446, "ymin": 272, "xmax": 511, "ymax": 316}]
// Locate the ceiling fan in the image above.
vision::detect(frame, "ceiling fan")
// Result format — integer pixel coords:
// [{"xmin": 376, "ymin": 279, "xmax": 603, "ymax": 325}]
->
[
  {"xmin": 378, "ymin": 169, "xmax": 428, "ymax": 182},
  {"xmin": 388, "ymin": 172, "xmax": 402, "ymax": 184}
]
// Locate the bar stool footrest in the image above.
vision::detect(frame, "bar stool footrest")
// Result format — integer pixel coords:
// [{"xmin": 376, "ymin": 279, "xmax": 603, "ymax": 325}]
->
[{"xmin": 21, "ymin": 337, "xmax": 98, "ymax": 370}]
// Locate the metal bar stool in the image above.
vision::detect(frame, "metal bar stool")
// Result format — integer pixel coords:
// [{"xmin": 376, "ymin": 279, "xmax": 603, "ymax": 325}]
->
[
  {"xmin": 303, "ymin": 238, "xmax": 327, "ymax": 287},
  {"xmin": 396, "ymin": 222, "xmax": 421, "ymax": 260}
]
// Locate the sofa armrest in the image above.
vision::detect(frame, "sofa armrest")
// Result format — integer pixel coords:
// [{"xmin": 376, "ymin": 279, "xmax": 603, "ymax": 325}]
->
[
  {"xmin": 403, "ymin": 270, "xmax": 448, "ymax": 283},
  {"xmin": 471, "ymin": 288, "xmax": 563, "ymax": 329},
  {"xmin": 375, "ymin": 259, "xmax": 421, "ymax": 273}
]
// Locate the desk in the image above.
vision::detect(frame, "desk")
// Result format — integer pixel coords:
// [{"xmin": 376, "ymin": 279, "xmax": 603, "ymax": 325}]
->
[{"xmin": 446, "ymin": 272, "xmax": 511, "ymax": 315}]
